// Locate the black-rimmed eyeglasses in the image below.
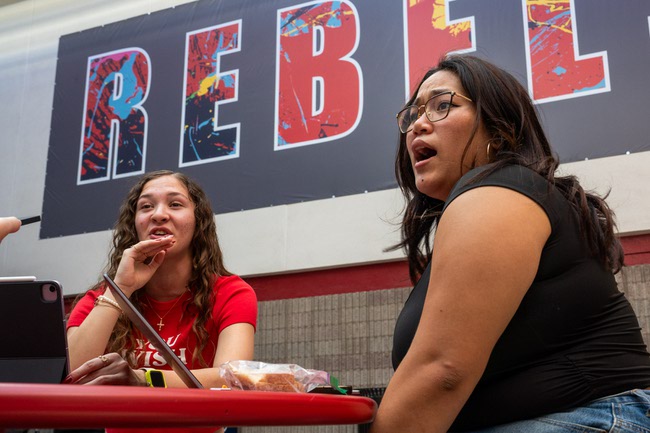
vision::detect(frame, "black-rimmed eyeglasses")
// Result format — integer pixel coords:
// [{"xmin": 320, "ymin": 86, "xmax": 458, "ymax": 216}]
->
[{"xmin": 396, "ymin": 91, "xmax": 473, "ymax": 134}]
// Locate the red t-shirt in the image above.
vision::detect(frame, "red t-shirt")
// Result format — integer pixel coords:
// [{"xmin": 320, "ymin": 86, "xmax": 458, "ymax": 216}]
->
[
  {"xmin": 68, "ymin": 274, "xmax": 257, "ymax": 370},
  {"xmin": 68, "ymin": 275, "xmax": 257, "ymax": 433}
]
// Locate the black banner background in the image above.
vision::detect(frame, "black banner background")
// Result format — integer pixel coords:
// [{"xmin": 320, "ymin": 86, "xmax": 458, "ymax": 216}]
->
[{"xmin": 42, "ymin": 0, "xmax": 650, "ymax": 238}]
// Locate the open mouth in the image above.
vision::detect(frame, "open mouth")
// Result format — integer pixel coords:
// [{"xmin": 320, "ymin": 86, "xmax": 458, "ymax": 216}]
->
[
  {"xmin": 150, "ymin": 229, "xmax": 172, "ymax": 238},
  {"xmin": 414, "ymin": 146, "xmax": 437, "ymax": 163}
]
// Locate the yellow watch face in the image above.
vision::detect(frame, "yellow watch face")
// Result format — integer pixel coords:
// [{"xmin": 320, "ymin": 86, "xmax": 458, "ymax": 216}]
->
[{"xmin": 145, "ymin": 369, "xmax": 166, "ymax": 388}]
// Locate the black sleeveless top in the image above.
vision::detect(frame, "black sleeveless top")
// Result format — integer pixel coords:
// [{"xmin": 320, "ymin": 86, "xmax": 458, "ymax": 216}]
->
[{"xmin": 391, "ymin": 164, "xmax": 650, "ymax": 431}]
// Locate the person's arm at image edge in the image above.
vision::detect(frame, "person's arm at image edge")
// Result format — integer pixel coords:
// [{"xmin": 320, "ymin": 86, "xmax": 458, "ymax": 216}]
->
[
  {"xmin": 0, "ymin": 217, "xmax": 21, "ymax": 244},
  {"xmin": 370, "ymin": 187, "xmax": 551, "ymax": 433}
]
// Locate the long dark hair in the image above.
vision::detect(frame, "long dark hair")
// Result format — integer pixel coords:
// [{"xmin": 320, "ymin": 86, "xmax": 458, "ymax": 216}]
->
[
  {"xmin": 390, "ymin": 54, "xmax": 623, "ymax": 283},
  {"xmin": 83, "ymin": 170, "xmax": 230, "ymax": 367}
]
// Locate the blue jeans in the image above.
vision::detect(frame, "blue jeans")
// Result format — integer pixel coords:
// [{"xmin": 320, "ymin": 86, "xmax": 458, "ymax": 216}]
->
[{"xmin": 467, "ymin": 389, "xmax": 650, "ymax": 433}]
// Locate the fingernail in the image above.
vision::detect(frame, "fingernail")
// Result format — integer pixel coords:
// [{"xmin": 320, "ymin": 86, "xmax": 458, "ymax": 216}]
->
[{"xmin": 63, "ymin": 375, "xmax": 73, "ymax": 384}]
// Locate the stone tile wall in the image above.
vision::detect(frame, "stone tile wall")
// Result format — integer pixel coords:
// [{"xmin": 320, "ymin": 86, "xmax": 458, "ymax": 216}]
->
[
  {"xmin": 617, "ymin": 264, "xmax": 650, "ymax": 346},
  {"xmin": 241, "ymin": 288, "xmax": 410, "ymax": 433},
  {"xmin": 252, "ymin": 288, "xmax": 411, "ymax": 389}
]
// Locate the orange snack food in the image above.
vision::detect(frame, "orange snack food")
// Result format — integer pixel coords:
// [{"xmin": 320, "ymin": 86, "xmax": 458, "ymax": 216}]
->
[
  {"xmin": 220, "ymin": 360, "xmax": 330, "ymax": 393},
  {"xmin": 234, "ymin": 372, "xmax": 306, "ymax": 392}
]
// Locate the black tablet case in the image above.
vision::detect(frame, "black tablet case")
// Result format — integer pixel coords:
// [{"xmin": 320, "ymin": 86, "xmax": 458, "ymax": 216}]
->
[{"xmin": 0, "ymin": 280, "xmax": 69, "ymax": 383}]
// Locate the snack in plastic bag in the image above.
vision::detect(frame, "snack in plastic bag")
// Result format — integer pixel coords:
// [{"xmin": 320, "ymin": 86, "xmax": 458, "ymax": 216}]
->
[{"xmin": 220, "ymin": 360, "xmax": 330, "ymax": 393}]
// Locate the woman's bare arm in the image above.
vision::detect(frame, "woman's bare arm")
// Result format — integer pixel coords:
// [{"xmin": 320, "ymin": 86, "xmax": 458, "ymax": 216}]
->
[{"xmin": 370, "ymin": 186, "xmax": 551, "ymax": 433}]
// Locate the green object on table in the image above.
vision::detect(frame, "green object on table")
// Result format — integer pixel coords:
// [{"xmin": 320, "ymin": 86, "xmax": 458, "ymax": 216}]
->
[{"xmin": 330, "ymin": 376, "xmax": 347, "ymax": 395}]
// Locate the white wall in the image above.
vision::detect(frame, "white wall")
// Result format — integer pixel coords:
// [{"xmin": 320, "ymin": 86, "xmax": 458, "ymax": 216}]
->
[{"xmin": 1, "ymin": 0, "xmax": 648, "ymax": 295}]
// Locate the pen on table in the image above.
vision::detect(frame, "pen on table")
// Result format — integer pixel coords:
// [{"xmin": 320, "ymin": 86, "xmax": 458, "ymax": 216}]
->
[{"xmin": 20, "ymin": 216, "xmax": 41, "ymax": 226}]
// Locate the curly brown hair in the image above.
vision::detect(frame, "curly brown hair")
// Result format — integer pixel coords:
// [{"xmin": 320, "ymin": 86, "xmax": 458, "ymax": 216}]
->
[
  {"xmin": 88, "ymin": 170, "xmax": 231, "ymax": 367},
  {"xmin": 390, "ymin": 54, "xmax": 624, "ymax": 283}
]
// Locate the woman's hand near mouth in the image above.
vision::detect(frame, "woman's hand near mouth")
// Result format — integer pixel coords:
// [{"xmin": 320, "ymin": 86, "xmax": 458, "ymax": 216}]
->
[{"xmin": 113, "ymin": 236, "xmax": 176, "ymax": 296}]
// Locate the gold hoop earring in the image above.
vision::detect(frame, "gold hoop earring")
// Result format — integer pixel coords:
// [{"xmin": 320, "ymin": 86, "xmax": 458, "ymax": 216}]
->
[{"xmin": 486, "ymin": 143, "xmax": 491, "ymax": 161}]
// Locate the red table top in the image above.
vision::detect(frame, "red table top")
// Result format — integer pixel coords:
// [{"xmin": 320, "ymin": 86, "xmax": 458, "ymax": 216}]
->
[{"xmin": 0, "ymin": 383, "xmax": 377, "ymax": 429}]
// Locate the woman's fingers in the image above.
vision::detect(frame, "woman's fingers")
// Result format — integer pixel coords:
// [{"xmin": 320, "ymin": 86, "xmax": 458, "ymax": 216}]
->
[
  {"xmin": 129, "ymin": 236, "xmax": 175, "ymax": 263},
  {"xmin": 151, "ymin": 250, "xmax": 167, "ymax": 266},
  {"xmin": 113, "ymin": 238, "xmax": 176, "ymax": 295},
  {"xmin": 65, "ymin": 353, "xmax": 118, "ymax": 384},
  {"xmin": 65, "ymin": 353, "xmax": 141, "ymax": 386}
]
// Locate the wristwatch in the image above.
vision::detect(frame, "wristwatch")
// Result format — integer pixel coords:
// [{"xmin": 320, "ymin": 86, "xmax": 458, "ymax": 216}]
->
[{"xmin": 144, "ymin": 369, "xmax": 167, "ymax": 388}]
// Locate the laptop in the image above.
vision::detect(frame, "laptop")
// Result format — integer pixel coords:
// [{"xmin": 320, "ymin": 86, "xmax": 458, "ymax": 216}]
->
[
  {"xmin": 102, "ymin": 273, "xmax": 203, "ymax": 388},
  {"xmin": 0, "ymin": 279, "xmax": 69, "ymax": 383}
]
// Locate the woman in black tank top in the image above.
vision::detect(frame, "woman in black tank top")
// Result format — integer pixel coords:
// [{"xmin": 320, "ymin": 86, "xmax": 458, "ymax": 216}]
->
[{"xmin": 370, "ymin": 55, "xmax": 650, "ymax": 433}]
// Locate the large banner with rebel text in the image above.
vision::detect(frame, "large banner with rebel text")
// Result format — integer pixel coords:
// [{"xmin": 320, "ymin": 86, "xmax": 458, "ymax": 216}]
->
[{"xmin": 43, "ymin": 0, "xmax": 650, "ymax": 238}]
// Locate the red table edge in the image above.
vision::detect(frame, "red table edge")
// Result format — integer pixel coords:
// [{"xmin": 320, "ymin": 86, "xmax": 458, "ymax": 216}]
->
[{"xmin": 0, "ymin": 383, "xmax": 377, "ymax": 428}]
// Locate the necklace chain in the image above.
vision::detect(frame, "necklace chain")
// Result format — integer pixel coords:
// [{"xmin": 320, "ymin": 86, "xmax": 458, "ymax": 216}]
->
[{"xmin": 145, "ymin": 289, "xmax": 188, "ymax": 332}]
